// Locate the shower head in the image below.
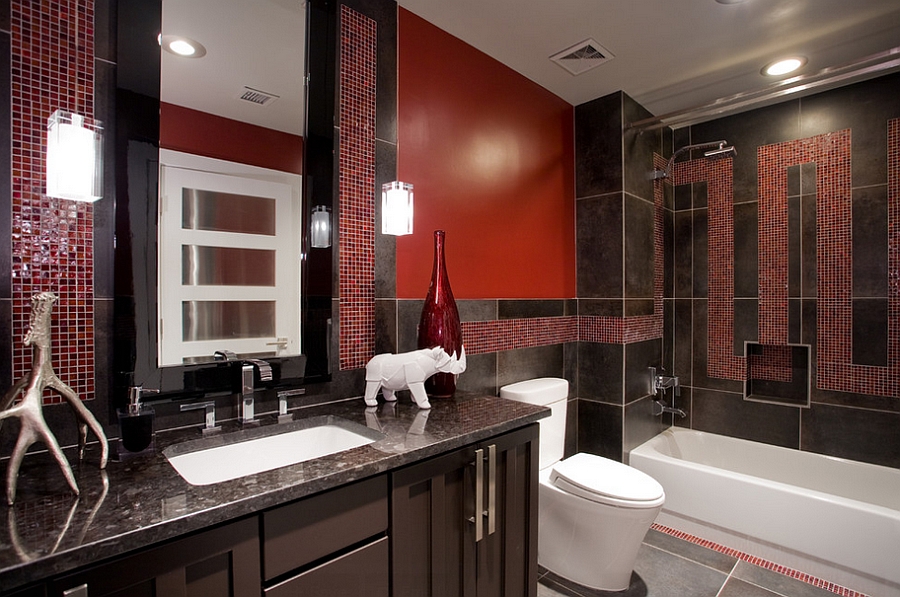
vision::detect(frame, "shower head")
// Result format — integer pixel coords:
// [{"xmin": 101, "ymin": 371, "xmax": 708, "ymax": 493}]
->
[
  {"xmin": 703, "ymin": 143, "xmax": 737, "ymax": 159},
  {"xmin": 652, "ymin": 140, "xmax": 735, "ymax": 180}
]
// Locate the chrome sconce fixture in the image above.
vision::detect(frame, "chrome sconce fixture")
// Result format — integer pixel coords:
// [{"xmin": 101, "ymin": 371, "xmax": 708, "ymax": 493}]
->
[
  {"xmin": 310, "ymin": 205, "xmax": 332, "ymax": 248},
  {"xmin": 382, "ymin": 181, "xmax": 414, "ymax": 236},
  {"xmin": 46, "ymin": 109, "xmax": 103, "ymax": 202}
]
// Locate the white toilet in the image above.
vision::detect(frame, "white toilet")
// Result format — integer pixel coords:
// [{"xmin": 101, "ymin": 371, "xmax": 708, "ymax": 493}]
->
[{"xmin": 500, "ymin": 377, "xmax": 665, "ymax": 591}]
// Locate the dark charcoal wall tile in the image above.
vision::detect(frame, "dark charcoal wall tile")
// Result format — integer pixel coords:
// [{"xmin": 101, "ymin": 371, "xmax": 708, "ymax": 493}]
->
[
  {"xmin": 375, "ymin": 139, "xmax": 398, "ymax": 298},
  {"xmin": 800, "ymin": 72, "xmax": 900, "ymax": 188},
  {"xmin": 664, "ymin": 208, "xmax": 674, "ymax": 298},
  {"xmin": 94, "ymin": 298, "xmax": 114, "ymax": 419},
  {"xmin": 692, "ymin": 181, "xmax": 708, "ymax": 210},
  {"xmin": 733, "ymin": 201, "xmax": 758, "ymax": 298},
  {"xmin": 575, "ymin": 91, "xmax": 623, "ymax": 198},
  {"xmin": 457, "ymin": 352, "xmax": 497, "ymax": 396},
  {"xmin": 691, "ymin": 300, "xmax": 743, "ymax": 394},
  {"xmin": 577, "ymin": 399, "xmax": 623, "ymax": 462},
  {"xmin": 577, "ymin": 193, "xmax": 623, "ymax": 298},
  {"xmin": 397, "ymin": 299, "xmax": 423, "ymax": 352},
  {"xmin": 578, "ymin": 299, "xmax": 623, "ymax": 317},
  {"xmin": 733, "ymin": 299, "xmax": 758, "ymax": 356},
  {"xmin": 789, "ymin": 299, "xmax": 801, "ymax": 345},
  {"xmin": 802, "ymin": 403, "xmax": 900, "ymax": 468},
  {"xmin": 0, "ymin": 299, "xmax": 10, "ymax": 393},
  {"xmin": 577, "ymin": 341, "xmax": 623, "ymax": 405},
  {"xmin": 800, "ymin": 192, "xmax": 817, "ymax": 298},
  {"xmin": 624, "ymin": 338, "xmax": 660, "ymax": 403},
  {"xmin": 852, "ymin": 184, "xmax": 888, "ymax": 298},
  {"xmin": 498, "ymin": 299, "xmax": 565, "ymax": 319},
  {"xmin": 674, "ymin": 184, "xmax": 692, "ymax": 211},
  {"xmin": 497, "ymin": 344, "xmax": 565, "ymax": 388},
  {"xmin": 624, "ymin": 299, "xmax": 654, "ymax": 316},
  {"xmin": 94, "ymin": 58, "xmax": 116, "ymax": 300},
  {"xmin": 674, "ymin": 386, "xmax": 692, "ymax": 428},
  {"xmin": 624, "ymin": 396, "xmax": 669, "ymax": 455},
  {"xmin": 787, "ymin": 164, "xmax": 801, "ymax": 197},
  {"xmin": 852, "ymin": 298, "xmax": 887, "ymax": 367},
  {"xmin": 623, "ymin": 93, "xmax": 661, "ymax": 201},
  {"xmin": 564, "ymin": 397, "xmax": 578, "ymax": 458},
  {"xmin": 673, "ymin": 210, "xmax": 692, "ymax": 298},
  {"xmin": 690, "ymin": 99, "xmax": 800, "ymax": 203},
  {"xmin": 692, "ymin": 388, "xmax": 800, "ymax": 449},
  {"xmin": 692, "ymin": 208, "xmax": 708, "ymax": 298},
  {"xmin": 673, "ymin": 299, "xmax": 692, "ymax": 386},
  {"xmin": 94, "ymin": 0, "xmax": 116, "ymax": 62},
  {"xmin": 374, "ymin": 298, "xmax": 397, "ymax": 354},
  {"xmin": 788, "ymin": 196, "xmax": 800, "ymax": 297},
  {"xmin": 625, "ymin": 195, "xmax": 655, "ymax": 298},
  {"xmin": 459, "ymin": 299, "xmax": 497, "ymax": 322},
  {"xmin": 663, "ymin": 299, "xmax": 674, "ymax": 372}
]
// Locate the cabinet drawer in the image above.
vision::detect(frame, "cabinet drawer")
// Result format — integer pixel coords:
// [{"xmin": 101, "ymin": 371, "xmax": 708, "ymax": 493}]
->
[
  {"xmin": 265, "ymin": 536, "xmax": 389, "ymax": 597},
  {"xmin": 262, "ymin": 475, "xmax": 388, "ymax": 580}
]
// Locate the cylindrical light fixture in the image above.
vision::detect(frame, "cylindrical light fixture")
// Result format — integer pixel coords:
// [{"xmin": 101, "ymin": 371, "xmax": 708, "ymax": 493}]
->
[
  {"xmin": 310, "ymin": 205, "xmax": 332, "ymax": 248},
  {"xmin": 46, "ymin": 110, "xmax": 103, "ymax": 202},
  {"xmin": 382, "ymin": 181, "xmax": 414, "ymax": 236}
]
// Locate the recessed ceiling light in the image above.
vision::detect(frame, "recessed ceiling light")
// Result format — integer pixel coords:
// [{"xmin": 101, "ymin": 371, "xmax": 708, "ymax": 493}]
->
[
  {"xmin": 160, "ymin": 34, "xmax": 207, "ymax": 58},
  {"xmin": 715, "ymin": 0, "xmax": 747, "ymax": 4},
  {"xmin": 762, "ymin": 56, "xmax": 807, "ymax": 76}
]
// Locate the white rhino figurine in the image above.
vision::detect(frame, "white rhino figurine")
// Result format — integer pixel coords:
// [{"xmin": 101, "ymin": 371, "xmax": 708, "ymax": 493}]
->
[{"xmin": 364, "ymin": 346, "xmax": 467, "ymax": 409}]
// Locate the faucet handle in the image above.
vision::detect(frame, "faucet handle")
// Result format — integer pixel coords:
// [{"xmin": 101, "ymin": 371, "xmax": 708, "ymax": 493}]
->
[{"xmin": 180, "ymin": 401, "xmax": 221, "ymax": 435}]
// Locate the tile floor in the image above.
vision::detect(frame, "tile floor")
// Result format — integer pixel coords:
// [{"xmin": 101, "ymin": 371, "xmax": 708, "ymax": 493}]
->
[{"xmin": 537, "ymin": 528, "xmax": 855, "ymax": 597}]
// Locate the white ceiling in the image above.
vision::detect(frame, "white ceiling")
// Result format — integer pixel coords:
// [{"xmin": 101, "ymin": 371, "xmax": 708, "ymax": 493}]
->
[
  {"xmin": 161, "ymin": 0, "xmax": 900, "ymax": 135},
  {"xmin": 398, "ymin": 0, "xmax": 900, "ymax": 119}
]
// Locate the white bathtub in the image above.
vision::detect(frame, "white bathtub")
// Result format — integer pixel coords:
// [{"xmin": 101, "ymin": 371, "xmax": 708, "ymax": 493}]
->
[{"xmin": 630, "ymin": 427, "xmax": 900, "ymax": 597}]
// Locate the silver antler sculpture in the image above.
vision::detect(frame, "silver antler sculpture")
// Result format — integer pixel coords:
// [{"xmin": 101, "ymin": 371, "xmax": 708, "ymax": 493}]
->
[{"xmin": 0, "ymin": 292, "xmax": 109, "ymax": 504}]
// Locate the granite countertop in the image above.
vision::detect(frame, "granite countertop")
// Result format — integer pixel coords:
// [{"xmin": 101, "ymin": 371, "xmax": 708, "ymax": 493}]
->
[{"xmin": 0, "ymin": 393, "xmax": 547, "ymax": 591}]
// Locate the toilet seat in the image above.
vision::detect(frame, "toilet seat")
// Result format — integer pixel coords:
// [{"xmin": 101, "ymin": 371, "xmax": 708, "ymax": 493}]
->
[{"xmin": 549, "ymin": 453, "xmax": 665, "ymax": 508}]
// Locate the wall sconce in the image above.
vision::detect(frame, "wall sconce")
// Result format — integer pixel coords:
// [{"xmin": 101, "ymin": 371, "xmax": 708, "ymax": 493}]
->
[
  {"xmin": 382, "ymin": 181, "xmax": 414, "ymax": 236},
  {"xmin": 310, "ymin": 205, "xmax": 332, "ymax": 248},
  {"xmin": 46, "ymin": 109, "xmax": 103, "ymax": 202}
]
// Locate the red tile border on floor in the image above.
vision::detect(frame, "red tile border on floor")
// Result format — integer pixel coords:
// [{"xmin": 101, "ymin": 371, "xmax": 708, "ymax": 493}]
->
[{"xmin": 651, "ymin": 523, "xmax": 869, "ymax": 597}]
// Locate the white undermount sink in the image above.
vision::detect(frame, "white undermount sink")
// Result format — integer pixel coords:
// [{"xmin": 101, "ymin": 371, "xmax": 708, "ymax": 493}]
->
[{"xmin": 164, "ymin": 416, "xmax": 383, "ymax": 486}]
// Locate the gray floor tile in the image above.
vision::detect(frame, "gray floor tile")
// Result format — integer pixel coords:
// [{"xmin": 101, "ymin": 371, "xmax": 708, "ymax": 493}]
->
[
  {"xmin": 643, "ymin": 528, "xmax": 738, "ymax": 573},
  {"xmin": 732, "ymin": 561, "xmax": 846, "ymax": 597},
  {"xmin": 718, "ymin": 577, "xmax": 783, "ymax": 597}
]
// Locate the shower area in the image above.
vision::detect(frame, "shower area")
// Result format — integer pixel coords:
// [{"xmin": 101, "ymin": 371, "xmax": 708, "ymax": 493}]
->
[{"xmin": 572, "ymin": 71, "xmax": 900, "ymax": 469}]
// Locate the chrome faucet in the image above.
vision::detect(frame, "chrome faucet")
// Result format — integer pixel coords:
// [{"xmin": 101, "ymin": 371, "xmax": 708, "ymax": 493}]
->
[
  {"xmin": 180, "ymin": 400, "xmax": 221, "ymax": 435},
  {"xmin": 648, "ymin": 367, "xmax": 686, "ymax": 418},
  {"xmin": 240, "ymin": 359, "xmax": 272, "ymax": 426}
]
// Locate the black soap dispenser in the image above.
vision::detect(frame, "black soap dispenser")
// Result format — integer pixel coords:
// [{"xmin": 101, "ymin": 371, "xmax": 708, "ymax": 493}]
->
[{"xmin": 117, "ymin": 386, "xmax": 157, "ymax": 459}]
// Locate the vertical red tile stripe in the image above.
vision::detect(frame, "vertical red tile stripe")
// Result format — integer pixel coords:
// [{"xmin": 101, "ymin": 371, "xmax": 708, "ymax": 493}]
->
[
  {"xmin": 673, "ymin": 156, "xmax": 747, "ymax": 381},
  {"xmin": 338, "ymin": 6, "xmax": 377, "ymax": 370},
  {"xmin": 11, "ymin": 0, "xmax": 96, "ymax": 402}
]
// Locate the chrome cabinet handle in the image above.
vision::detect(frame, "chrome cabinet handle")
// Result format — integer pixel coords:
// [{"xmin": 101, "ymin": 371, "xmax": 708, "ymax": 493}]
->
[
  {"xmin": 487, "ymin": 444, "xmax": 496, "ymax": 536},
  {"xmin": 471, "ymin": 448, "xmax": 484, "ymax": 542},
  {"xmin": 63, "ymin": 584, "xmax": 89, "ymax": 597}
]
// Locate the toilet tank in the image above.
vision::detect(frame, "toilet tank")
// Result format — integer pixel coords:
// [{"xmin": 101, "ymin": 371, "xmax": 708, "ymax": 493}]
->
[{"xmin": 500, "ymin": 378, "xmax": 568, "ymax": 470}]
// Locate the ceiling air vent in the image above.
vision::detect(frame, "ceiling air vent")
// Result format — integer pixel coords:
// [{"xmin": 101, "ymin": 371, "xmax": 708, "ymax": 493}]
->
[
  {"xmin": 238, "ymin": 86, "xmax": 280, "ymax": 106},
  {"xmin": 550, "ymin": 39, "xmax": 614, "ymax": 75}
]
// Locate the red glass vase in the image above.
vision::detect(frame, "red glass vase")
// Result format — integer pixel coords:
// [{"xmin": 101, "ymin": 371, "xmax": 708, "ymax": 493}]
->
[{"xmin": 418, "ymin": 230, "xmax": 463, "ymax": 397}]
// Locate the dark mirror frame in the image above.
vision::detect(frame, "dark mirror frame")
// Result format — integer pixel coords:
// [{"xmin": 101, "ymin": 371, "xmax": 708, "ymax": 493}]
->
[{"xmin": 113, "ymin": 0, "xmax": 335, "ymax": 407}]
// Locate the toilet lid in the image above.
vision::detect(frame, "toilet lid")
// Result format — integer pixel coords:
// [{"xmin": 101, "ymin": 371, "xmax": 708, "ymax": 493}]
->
[{"xmin": 550, "ymin": 453, "xmax": 665, "ymax": 507}]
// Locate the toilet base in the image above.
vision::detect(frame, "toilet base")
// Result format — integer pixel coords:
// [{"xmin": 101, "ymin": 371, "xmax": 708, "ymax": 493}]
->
[{"xmin": 538, "ymin": 472, "xmax": 661, "ymax": 591}]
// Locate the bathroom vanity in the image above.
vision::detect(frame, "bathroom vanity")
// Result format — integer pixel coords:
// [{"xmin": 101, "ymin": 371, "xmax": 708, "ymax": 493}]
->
[{"xmin": 0, "ymin": 394, "xmax": 545, "ymax": 597}]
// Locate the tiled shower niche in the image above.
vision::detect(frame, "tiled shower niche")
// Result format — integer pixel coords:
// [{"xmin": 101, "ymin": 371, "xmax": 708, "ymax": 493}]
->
[{"xmin": 744, "ymin": 343, "xmax": 810, "ymax": 407}]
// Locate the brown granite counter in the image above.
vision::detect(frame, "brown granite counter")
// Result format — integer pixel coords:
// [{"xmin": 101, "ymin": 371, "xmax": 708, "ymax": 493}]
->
[{"xmin": 0, "ymin": 393, "xmax": 547, "ymax": 592}]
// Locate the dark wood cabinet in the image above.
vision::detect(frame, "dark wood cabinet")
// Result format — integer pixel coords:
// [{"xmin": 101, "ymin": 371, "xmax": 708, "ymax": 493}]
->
[
  {"xmin": 49, "ymin": 517, "xmax": 259, "ymax": 597},
  {"xmin": 391, "ymin": 424, "xmax": 540, "ymax": 597}
]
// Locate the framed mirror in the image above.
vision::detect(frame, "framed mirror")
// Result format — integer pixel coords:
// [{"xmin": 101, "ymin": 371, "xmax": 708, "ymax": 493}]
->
[{"xmin": 115, "ymin": 0, "xmax": 333, "ymax": 403}]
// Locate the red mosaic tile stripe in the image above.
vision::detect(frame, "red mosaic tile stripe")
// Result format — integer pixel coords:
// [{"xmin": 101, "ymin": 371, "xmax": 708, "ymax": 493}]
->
[
  {"xmin": 748, "ymin": 344, "xmax": 793, "ymax": 383},
  {"xmin": 338, "ymin": 6, "xmax": 377, "ymax": 370},
  {"xmin": 462, "ymin": 316, "xmax": 578, "ymax": 355},
  {"xmin": 757, "ymin": 141, "xmax": 790, "ymax": 345},
  {"xmin": 11, "ymin": 0, "xmax": 96, "ymax": 402},
  {"xmin": 652, "ymin": 524, "xmax": 868, "ymax": 597},
  {"xmin": 672, "ymin": 156, "xmax": 747, "ymax": 380}
]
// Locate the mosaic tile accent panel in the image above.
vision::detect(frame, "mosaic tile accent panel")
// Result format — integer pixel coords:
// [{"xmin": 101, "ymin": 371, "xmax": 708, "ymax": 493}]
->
[
  {"xmin": 672, "ymin": 156, "xmax": 746, "ymax": 380},
  {"xmin": 10, "ymin": 0, "xmax": 96, "ymax": 402},
  {"xmin": 652, "ymin": 524, "xmax": 867, "ymax": 597},
  {"xmin": 462, "ymin": 316, "xmax": 578, "ymax": 355},
  {"xmin": 748, "ymin": 344, "xmax": 793, "ymax": 383},
  {"xmin": 338, "ymin": 5, "xmax": 377, "ymax": 370}
]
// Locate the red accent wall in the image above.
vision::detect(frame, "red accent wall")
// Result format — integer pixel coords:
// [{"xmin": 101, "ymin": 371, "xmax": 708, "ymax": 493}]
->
[
  {"xmin": 160, "ymin": 103, "xmax": 304, "ymax": 174},
  {"xmin": 396, "ymin": 9, "xmax": 575, "ymax": 299}
]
